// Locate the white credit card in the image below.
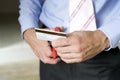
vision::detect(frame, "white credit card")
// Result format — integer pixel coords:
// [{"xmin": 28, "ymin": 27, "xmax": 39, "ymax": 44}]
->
[{"xmin": 35, "ymin": 28, "xmax": 67, "ymax": 41}]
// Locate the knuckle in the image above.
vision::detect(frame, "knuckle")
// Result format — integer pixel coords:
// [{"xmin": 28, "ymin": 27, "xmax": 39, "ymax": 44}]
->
[
  {"xmin": 74, "ymin": 46, "xmax": 81, "ymax": 52},
  {"xmin": 42, "ymin": 58, "xmax": 49, "ymax": 64}
]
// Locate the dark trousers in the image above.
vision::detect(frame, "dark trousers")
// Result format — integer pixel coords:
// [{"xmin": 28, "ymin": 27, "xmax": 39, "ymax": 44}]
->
[{"xmin": 40, "ymin": 47, "xmax": 120, "ymax": 80}]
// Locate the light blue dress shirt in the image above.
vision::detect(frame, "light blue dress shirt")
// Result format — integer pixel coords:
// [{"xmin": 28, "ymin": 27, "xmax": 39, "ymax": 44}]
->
[{"xmin": 18, "ymin": 0, "xmax": 120, "ymax": 49}]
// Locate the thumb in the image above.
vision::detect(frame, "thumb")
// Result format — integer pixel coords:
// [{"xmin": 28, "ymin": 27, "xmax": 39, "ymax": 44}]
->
[{"xmin": 53, "ymin": 26, "xmax": 64, "ymax": 32}]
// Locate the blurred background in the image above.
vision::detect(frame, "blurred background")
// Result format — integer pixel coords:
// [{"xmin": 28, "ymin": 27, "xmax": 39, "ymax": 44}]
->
[{"xmin": 0, "ymin": 0, "xmax": 39, "ymax": 80}]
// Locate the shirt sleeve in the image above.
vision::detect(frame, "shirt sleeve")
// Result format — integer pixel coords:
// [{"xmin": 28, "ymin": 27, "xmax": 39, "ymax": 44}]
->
[
  {"xmin": 98, "ymin": 11, "xmax": 120, "ymax": 49},
  {"xmin": 18, "ymin": 0, "xmax": 42, "ymax": 34}
]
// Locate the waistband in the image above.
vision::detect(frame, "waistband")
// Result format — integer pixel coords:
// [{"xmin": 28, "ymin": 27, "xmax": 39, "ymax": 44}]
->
[{"xmin": 100, "ymin": 47, "xmax": 120, "ymax": 55}]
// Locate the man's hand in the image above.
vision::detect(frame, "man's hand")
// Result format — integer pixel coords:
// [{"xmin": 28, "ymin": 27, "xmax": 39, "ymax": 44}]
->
[
  {"xmin": 52, "ymin": 30, "xmax": 110, "ymax": 63},
  {"xmin": 23, "ymin": 28, "xmax": 60, "ymax": 64}
]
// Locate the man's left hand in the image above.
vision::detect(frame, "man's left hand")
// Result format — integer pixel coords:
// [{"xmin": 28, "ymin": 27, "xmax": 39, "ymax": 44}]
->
[{"xmin": 52, "ymin": 30, "xmax": 110, "ymax": 63}]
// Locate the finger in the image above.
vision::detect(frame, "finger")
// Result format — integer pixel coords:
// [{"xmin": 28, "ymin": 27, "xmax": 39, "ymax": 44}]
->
[
  {"xmin": 56, "ymin": 46, "xmax": 73, "ymax": 53},
  {"xmin": 52, "ymin": 38, "xmax": 69, "ymax": 48},
  {"xmin": 56, "ymin": 45, "xmax": 82, "ymax": 53},
  {"xmin": 61, "ymin": 58, "xmax": 83, "ymax": 64},
  {"xmin": 40, "ymin": 45, "xmax": 53, "ymax": 57},
  {"xmin": 39, "ymin": 50, "xmax": 60, "ymax": 64},
  {"xmin": 41, "ymin": 56, "xmax": 61, "ymax": 64},
  {"xmin": 58, "ymin": 52, "xmax": 82, "ymax": 59}
]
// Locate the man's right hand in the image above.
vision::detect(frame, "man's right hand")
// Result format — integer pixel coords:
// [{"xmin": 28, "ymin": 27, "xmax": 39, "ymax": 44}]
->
[{"xmin": 23, "ymin": 28, "xmax": 60, "ymax": 64}]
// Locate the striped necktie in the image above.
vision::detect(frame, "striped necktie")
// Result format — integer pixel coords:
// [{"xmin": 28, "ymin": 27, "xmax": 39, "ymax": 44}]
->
[{"xmin": 69, "ymin": 0, "xmax": 96, "ymax": 32}]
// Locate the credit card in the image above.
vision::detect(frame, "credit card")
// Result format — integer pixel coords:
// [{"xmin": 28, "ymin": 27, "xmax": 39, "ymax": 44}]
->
[{"xmin": 35, "ymin": 28, "xmax": 66, "ymax": 41}]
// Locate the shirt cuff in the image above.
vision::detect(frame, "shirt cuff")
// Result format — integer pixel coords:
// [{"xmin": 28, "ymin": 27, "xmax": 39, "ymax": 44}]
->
[{"xmin": 98, "ymin": 21, "xmax": 120, "ymax": 50}]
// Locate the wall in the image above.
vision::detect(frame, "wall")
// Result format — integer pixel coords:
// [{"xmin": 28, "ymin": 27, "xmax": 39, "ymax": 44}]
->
[
  {"xmin": 0, "ymin": 0, "xmax": 19, "ymax": 14},
  {"xmin": 0, "ymin": 0, "xmax": 38, "ymax": 64}
]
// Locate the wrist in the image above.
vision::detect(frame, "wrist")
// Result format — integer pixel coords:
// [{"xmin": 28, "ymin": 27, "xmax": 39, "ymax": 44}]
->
[
  {"xmin": 94, "ymin": 30, "xmax": 110, "ymax": 50},
  {"xmin": 24, "ymin": 28, "xmax": 38, "ymax": 43}
]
